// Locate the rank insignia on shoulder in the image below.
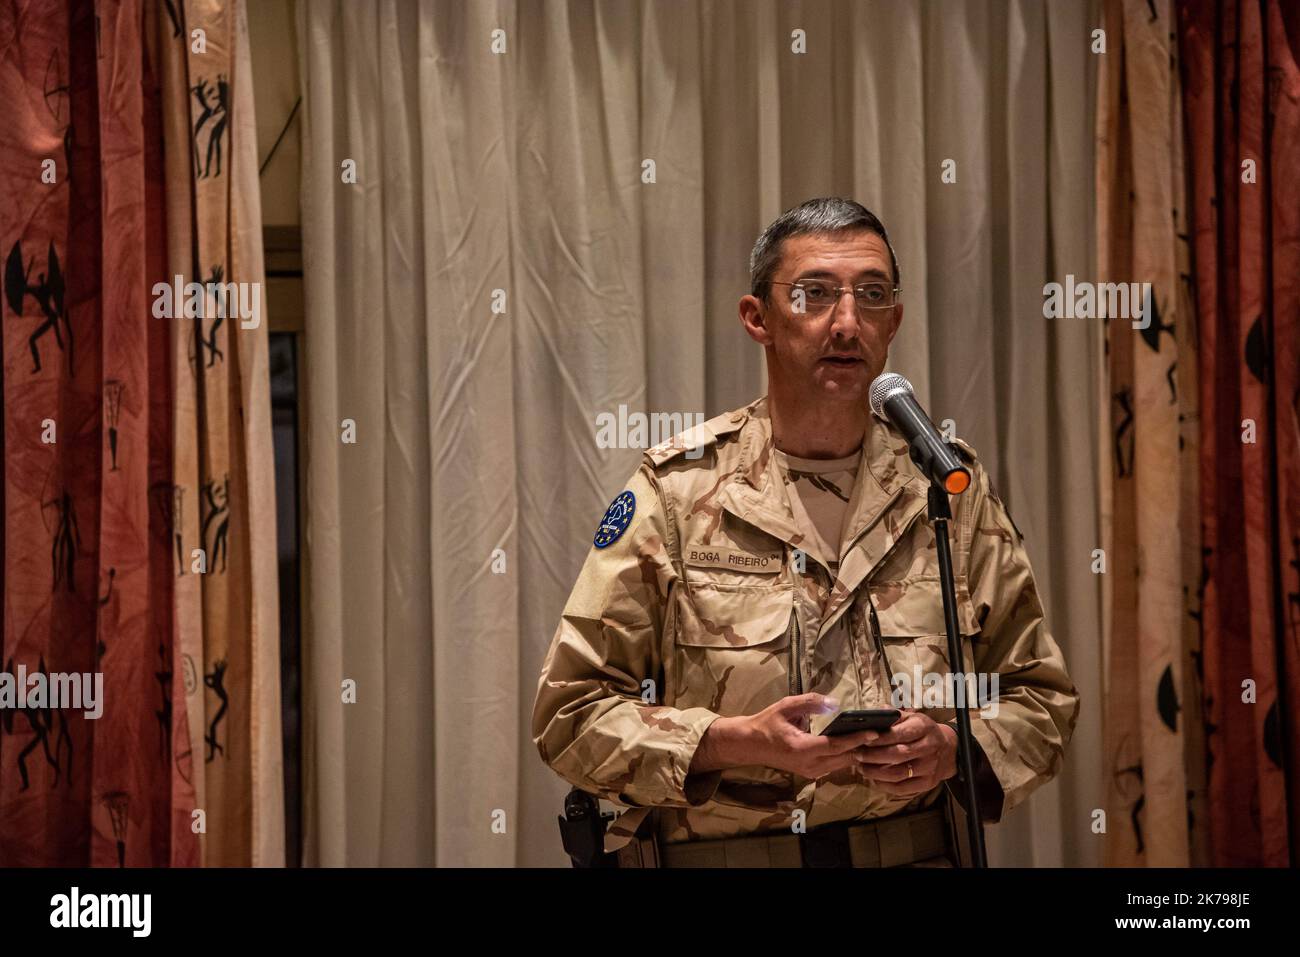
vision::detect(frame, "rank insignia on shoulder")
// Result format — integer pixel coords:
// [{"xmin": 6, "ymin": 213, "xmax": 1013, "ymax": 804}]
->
[
  {"xmin": 594, "ymin": 490, "xmax": 636, "ymax": 548},
  {"xmin": 947, "ymin": 437, "xmax": 978, "ymax": 467},
  {"xmin": 988, "ymin": 479, "xmax": 1025, "ymax": 544}
]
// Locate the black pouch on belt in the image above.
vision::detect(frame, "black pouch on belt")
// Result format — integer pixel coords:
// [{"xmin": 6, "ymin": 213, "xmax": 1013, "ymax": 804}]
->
[{"xmin": 557, "ymin": 788, "xmax": 619, "ymax": 868}]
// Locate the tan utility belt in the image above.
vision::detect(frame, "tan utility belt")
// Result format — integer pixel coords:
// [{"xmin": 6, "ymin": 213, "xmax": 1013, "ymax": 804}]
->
[{"xmin": 619, "ymin": 805, "xmax": 954, "ymax": 868}]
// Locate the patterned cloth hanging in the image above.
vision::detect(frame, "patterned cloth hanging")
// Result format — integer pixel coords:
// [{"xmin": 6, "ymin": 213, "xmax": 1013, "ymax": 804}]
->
[{"xmin": 0, "ymin": 0, "xmax": 281, "ymax": 867}]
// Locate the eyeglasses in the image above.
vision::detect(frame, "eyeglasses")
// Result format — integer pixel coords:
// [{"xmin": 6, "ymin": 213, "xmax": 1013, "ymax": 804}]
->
[{"xmin": 768, "ymin": 279, "xmax": 901, "ymax": 315}]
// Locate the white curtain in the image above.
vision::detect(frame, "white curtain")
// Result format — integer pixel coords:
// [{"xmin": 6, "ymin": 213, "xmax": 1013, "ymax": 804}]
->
[{"xmin": 296, "ymin": 0, "xmax": 1103, "ymax": 867}]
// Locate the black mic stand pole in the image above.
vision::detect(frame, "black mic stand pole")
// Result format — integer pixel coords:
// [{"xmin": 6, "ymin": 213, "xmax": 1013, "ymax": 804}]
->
[{"xmin": 927, "ymin": 481, "xmax": 988, "ymax": 868}]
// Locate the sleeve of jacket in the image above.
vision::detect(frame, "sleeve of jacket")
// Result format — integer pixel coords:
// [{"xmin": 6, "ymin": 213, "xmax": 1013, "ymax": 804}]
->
[
  {"xmin": 947, "ymin": 464, "xmax": 1081, "ymax": 824},
  {"xmin": 531, "ymin": 463, "xmax": 724, "ymax": 809}
]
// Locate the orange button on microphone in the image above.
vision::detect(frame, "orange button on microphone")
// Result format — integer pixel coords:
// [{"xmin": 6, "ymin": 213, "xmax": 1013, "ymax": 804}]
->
[{"xmin": 944, "ymin": 469, "xmax": 971, "ymax": 495}]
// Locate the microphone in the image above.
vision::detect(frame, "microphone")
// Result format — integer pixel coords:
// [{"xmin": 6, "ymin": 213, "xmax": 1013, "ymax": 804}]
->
[{"xmin": 869, "ymin": 373, "xmax": 971, "ymax": 495}]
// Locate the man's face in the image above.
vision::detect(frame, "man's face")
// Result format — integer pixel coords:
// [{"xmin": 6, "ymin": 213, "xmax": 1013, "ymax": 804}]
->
[{"xmin": 740, "ymin": 230, "xmax": 903, "ymax": 405}]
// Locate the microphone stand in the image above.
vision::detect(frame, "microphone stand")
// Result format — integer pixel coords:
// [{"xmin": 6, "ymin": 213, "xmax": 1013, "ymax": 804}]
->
[{"xmin": 927, "ymin": 481, "xmax": 988, "ymax": 868}]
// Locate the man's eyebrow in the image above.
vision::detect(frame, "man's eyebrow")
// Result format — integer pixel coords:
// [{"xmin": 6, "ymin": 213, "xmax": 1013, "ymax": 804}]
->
[{"xmin": 794, "ymin": 267, "xmax": 892, "ymax": 282}]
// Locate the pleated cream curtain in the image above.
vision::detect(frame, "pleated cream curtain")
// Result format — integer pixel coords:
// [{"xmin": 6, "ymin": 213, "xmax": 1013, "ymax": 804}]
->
[{"xmin": 297, "ymin": 0, "xmax": 1103, "ymax": 867}]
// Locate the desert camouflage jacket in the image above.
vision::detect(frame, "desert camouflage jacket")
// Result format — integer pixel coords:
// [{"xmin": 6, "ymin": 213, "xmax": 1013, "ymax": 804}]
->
[{"xmin": 533, "ymin": 395, "xmax": 1080, "ymax": 848}]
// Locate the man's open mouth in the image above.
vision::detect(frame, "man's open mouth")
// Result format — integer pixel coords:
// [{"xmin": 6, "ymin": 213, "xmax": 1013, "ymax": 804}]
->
[{"xmin": 822, "ymin": 355, "xmax": 862, "ymax": 365}]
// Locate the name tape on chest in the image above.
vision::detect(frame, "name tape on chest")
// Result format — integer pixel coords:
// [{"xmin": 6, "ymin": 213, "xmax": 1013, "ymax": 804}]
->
[{"xmin": 684, "ymin": 545, "xmax": 782, "ymax": 574}]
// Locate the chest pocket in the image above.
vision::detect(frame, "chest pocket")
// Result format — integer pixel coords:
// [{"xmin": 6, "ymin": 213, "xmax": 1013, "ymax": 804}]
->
[
  {"xmin": 869, "ymin": 575, "xmax": 986, "ymax": 722},
  {"xmin": 671, "ymin": 579, "xmax": 793, "ymax": 716}
]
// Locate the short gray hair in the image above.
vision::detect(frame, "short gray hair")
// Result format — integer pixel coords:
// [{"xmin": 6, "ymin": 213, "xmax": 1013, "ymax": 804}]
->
[{"xmin": 748, "ymin": 197, "xmax": 900, "ymax": 302}]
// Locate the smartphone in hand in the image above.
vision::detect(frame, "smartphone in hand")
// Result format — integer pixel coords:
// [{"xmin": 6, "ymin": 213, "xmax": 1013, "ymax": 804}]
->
[{"xmin": 820, "ymin": 708, "xmax": 901, "ymax": 737}]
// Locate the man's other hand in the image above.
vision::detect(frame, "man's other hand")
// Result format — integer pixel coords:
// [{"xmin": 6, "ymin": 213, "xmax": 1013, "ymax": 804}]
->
[{"xmin": 852, "ymin": 709, "xmax": 957, "ymax": 797}]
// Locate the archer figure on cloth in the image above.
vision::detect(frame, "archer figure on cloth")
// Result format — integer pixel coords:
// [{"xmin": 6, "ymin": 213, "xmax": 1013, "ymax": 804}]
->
[{"xmin": 5, "ymin": 239, "xmax": 70, "ymax": 374}]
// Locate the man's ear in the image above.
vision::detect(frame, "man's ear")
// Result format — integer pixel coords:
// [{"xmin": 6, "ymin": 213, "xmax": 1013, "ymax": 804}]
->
[{"xmin": 739, "ymin": 294, "xmax": 774, "ymax": 346}]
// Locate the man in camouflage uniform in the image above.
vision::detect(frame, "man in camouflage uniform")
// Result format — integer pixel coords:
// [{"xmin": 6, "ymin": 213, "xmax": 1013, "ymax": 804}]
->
[{"xmin": 533, "ymin": 197, "xmax": 1080, "ymax": 867}]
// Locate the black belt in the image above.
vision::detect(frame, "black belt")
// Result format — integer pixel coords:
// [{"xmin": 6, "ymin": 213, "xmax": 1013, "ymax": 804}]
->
[{"xmin": 656, "ymin": 805, "xmax": 954, "ymax": 868}]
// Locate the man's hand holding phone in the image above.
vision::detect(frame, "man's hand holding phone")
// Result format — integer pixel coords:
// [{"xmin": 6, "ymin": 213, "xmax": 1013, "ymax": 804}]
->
[
  {"xmin": 850, "ymin": 708, "xmax": 959, "ymax": 797},
  {"xmin": 689, "ymin": 694, "xmax": 881, "ymax": 781}
]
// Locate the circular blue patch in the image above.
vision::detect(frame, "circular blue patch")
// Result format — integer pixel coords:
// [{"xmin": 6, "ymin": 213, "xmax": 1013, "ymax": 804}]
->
[{"xmin": 593, "ymin": 490, "xmax": 636, "ymax": 548}]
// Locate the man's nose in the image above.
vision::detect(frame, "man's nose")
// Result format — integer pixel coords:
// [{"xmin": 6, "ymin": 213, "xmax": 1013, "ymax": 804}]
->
[{"xmin": 828, "ymin": 289, "xmax": 860, "ymax": 336}]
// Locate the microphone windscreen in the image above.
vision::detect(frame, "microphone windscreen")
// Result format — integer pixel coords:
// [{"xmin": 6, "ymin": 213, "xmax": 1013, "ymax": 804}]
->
[{"xmin": 869, "ymin": 372, "xmax": 913, "ymax": 418}]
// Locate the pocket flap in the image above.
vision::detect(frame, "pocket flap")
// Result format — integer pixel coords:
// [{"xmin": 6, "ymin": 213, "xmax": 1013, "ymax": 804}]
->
[
  {"xmin": 675, "ymin": 581, "xmax": 794, "ymax": 649},
  {"xmin": 870, "ymin": 575, "xmax": 980, "ymax": 637}
]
